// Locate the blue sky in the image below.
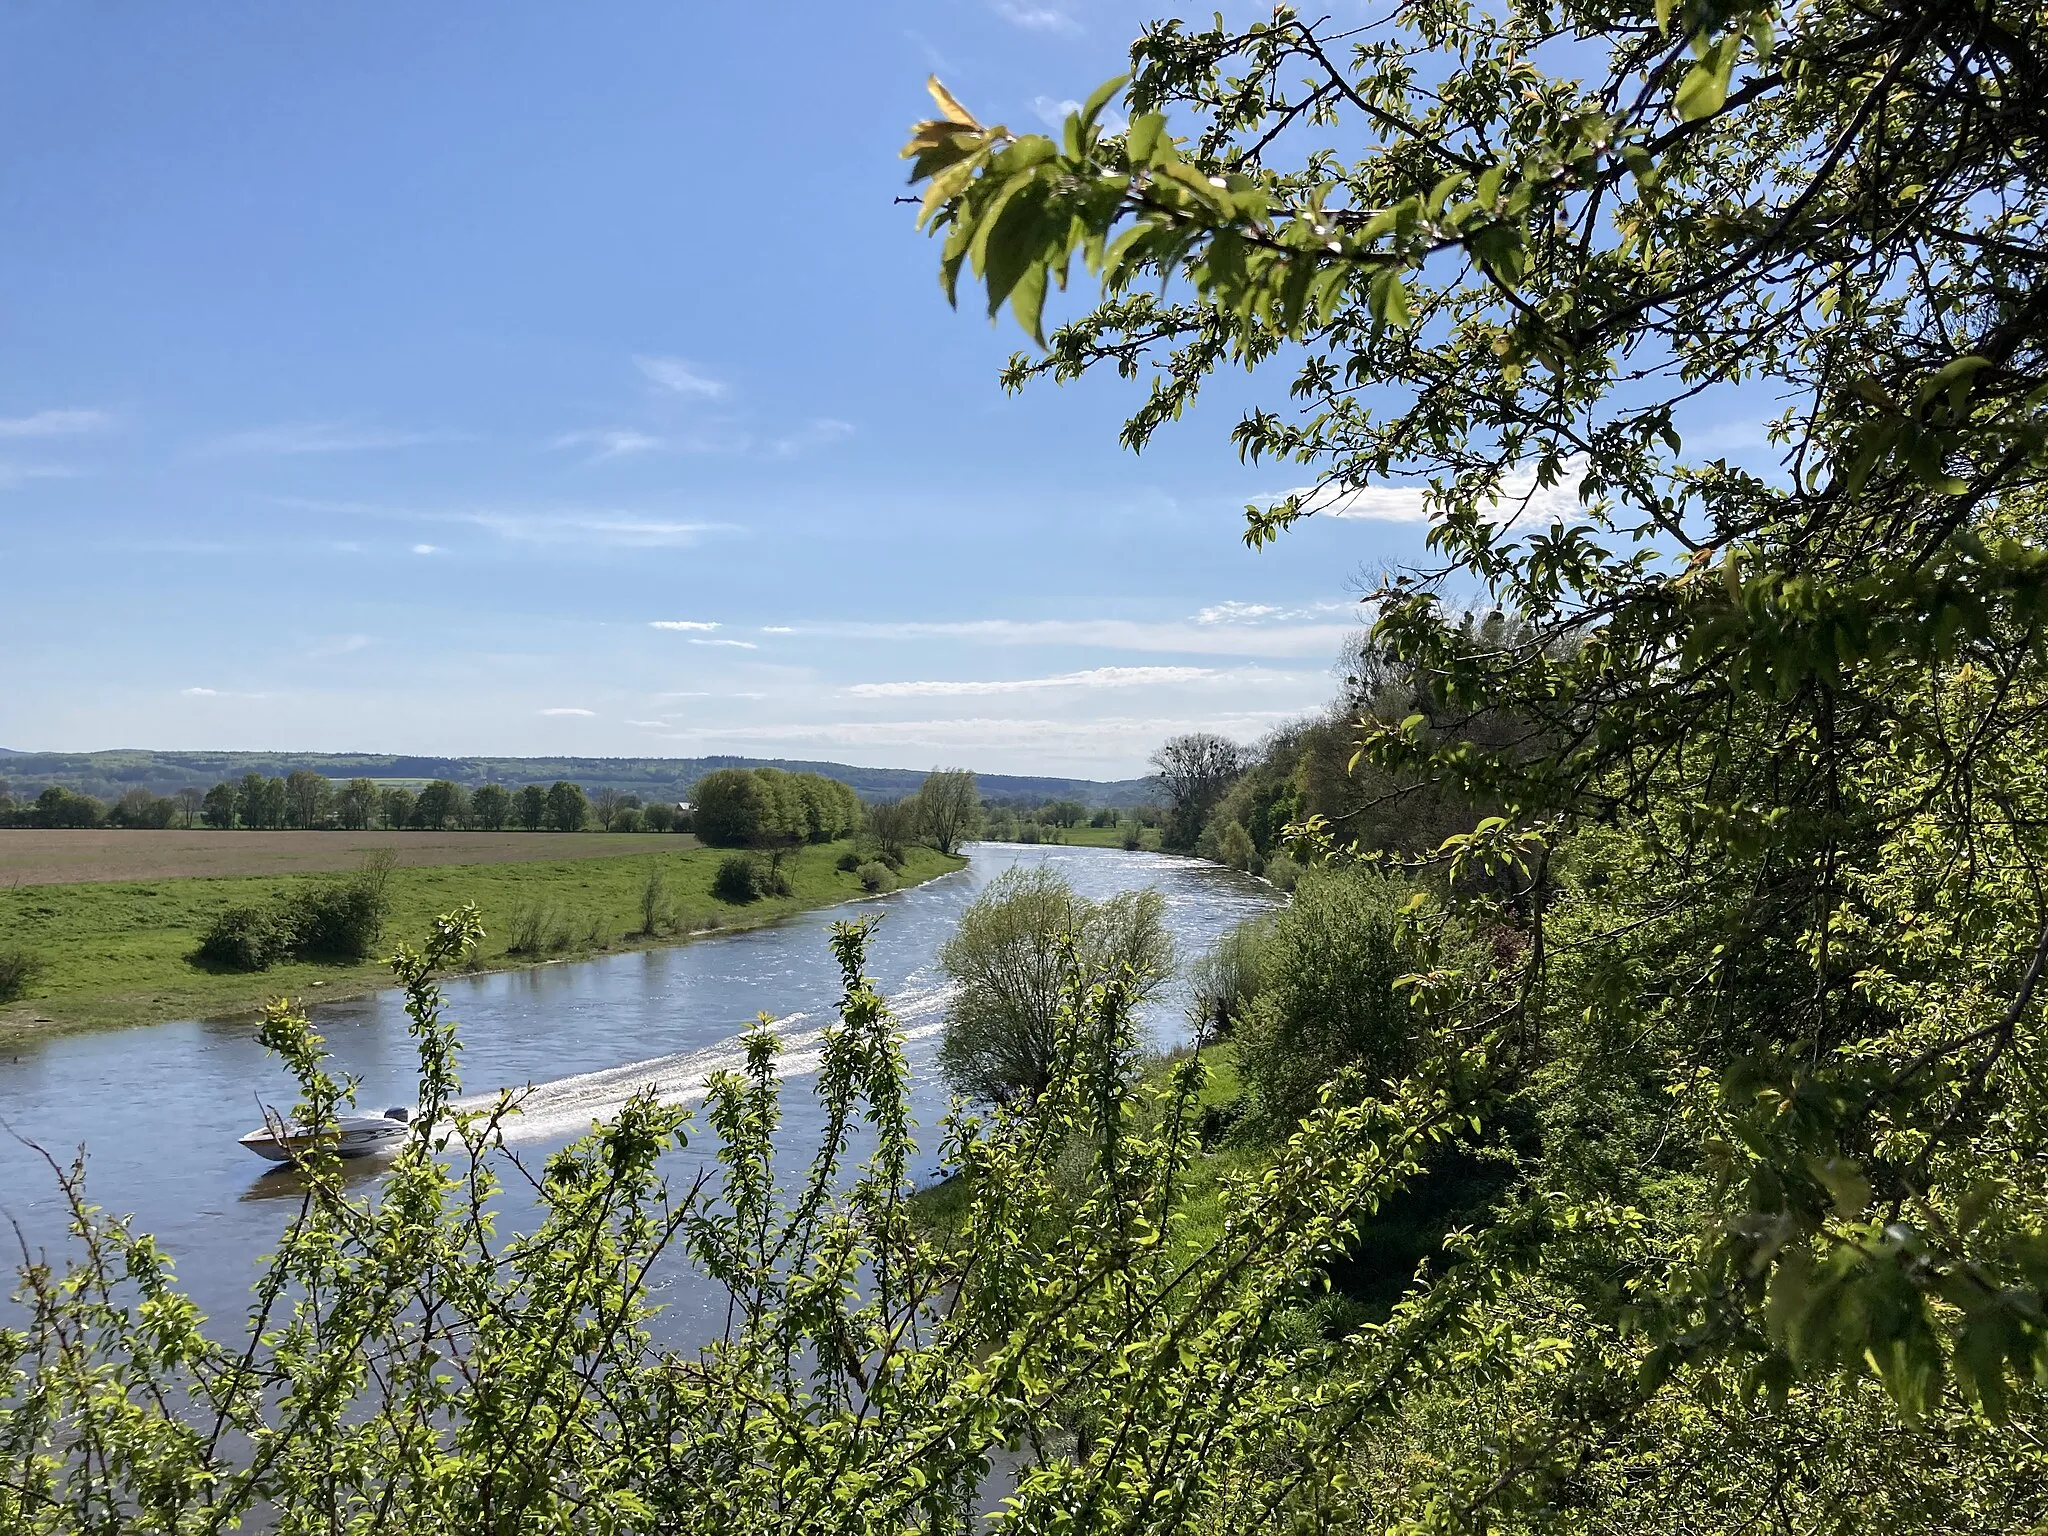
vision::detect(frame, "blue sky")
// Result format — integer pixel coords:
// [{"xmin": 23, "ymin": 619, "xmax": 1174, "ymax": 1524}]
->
[{"xmin": 0, "ymin": 1, "xmax": 1445, "ymax": 778}]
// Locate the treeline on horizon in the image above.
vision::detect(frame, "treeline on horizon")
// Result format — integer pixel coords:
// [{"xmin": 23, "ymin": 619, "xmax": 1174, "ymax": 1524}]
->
[
  {"xmin": 0, "ymin": 764, "xmax": 1044, "ymax": 855},
  {"xmin": 0, "ymin": 748, "xmax": 1155, "ymax": 810},
  {"xmin": 0, "ymin": 774, "xmax": 691, "ymax": 835}
]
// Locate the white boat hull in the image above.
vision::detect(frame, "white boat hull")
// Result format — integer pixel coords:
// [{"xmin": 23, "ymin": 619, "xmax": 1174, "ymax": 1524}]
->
[{"xmin": 239, "ymin": 1116, "xmax": 409, "ymax": 1164}]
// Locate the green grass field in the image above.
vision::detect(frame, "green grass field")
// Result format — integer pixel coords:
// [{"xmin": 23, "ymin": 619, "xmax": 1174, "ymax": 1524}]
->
[{"xmin": 0, "ymin": 841, "xmax": 965, "ymax": 1039}]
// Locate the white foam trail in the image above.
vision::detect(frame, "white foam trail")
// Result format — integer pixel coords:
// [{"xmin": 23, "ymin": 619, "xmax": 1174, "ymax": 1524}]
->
[{"xmin": 447, "ymin": 986, "xmax": 954, "ymax": 1145}]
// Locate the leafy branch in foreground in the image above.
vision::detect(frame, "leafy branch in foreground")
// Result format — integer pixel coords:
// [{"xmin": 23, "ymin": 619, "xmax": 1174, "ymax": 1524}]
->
[
  {"xmin": 904, "ymin": 0, "xmax": 2048, "ymax": 1513},
  {"xmin": 1, "ymin": 910, "xmax": 1514, "ymax": 1534}
]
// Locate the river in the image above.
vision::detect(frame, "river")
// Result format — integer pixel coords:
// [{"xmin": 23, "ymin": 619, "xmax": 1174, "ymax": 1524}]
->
[{"xmin": 0, "ymin": 842, "xmax": 1279, "ymax": 1336}]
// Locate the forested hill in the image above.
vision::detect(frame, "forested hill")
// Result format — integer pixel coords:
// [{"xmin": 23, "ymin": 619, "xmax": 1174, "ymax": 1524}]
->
[{"xmin": 0, "ymin": 748, "xmax": 1156, "ymax": 808}]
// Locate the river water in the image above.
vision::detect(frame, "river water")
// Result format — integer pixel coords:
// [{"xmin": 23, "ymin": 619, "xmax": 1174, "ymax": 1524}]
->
[{"xmin": 0, "ymin": 843, "xmax": 1278, "ymax": 1337}]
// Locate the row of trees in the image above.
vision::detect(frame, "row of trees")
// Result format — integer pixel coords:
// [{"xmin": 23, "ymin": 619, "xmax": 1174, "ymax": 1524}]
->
[
  {"xmin": 692, "ymin": 766, "xmax": 987, "ymax": 858},
  {"xmin": 691, "ymin": 767, "xmax": 865, "ymax": 848},
  {"xmin": 0, "ymin": 774, "xmax": 689, "ymax": 834}
]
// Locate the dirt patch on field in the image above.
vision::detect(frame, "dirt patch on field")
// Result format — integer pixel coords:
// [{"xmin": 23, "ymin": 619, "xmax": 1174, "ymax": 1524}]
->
[{"xmin": 0, "ymin": 830, "xmax": 698, "ymax": 886}]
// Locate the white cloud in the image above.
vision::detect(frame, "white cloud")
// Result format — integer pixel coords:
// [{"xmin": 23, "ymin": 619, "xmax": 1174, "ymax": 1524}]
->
[
  {"xmin": 1197, "ymin": 601, "xmax": 1281, "ymax": 624},
  {"xmin": 689, "ymin": 638, "xmax": 758, "ymax": 649},
  {"xmin": 646, "ymin": 712, "xmax": 1304, "ymax": 769},
  {"xmin": 995, "ymin": 2, "xmax": 1081, "ymax": 34},
  {"xmin": 771, "ymin": 418, "xmax": 854, "ymax": 457},
  {"xmin": 308, "ymin": 634, "xmax": 372, "ymax": 658},
  {"xmin": 650, "ymin": 620, "xmax": 720, "ymax": 631},
  {"xmin": 1195, "ymin": 599, "xmax": 1350, "ymax": 625},
  {"xmin": 635, "ymin": 356, "xmax": 726, "ymax": 398},
  {"xmin": 412, "ymin": 543, "xmax": 441, "ymax": 555},
  {"xmin": 1294, "ymin": 457, "xmax": 1591, "ymax": 528},
  {"xmin": 761, "ymin": 626, "xmax": 794, "ymax": 634},
  {"xmin": 201, "ymin": 422, "xmax": 463, "ymax": 456},
  {"xmin": 789, "ymin": 615, "xmax": 1353, "ymax": 659},
  {"xmin": 552, "ymin": 428, "xmax": 663, "ymax": 461},
  {"xmin": 1032, "ymin": 95, "xmax": 1083, "ymax": 129},
  {"xmin": 182, "ymin": 686, "xmax": 218, "ymax": 697},
  {"xmin": 540, "ymin": 707, "xmax": 596, "ymax": 717},
  {"xmin": 0, "ymin": 408, "xmax": 110, "ymax": 437},
  {"xmin": 850, "ymin": 665, "xmax": 1237, "ymax": 697},
  {"xmin": 463, "ymin": 512, "xmax": 730, "ymax": 548},
  {"xmin": 0, "ymin": 463, "xmax": 84, "ymax": 489}
]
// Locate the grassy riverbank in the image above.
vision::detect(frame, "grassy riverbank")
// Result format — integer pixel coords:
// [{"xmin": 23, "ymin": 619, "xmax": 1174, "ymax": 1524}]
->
[
  {"xmin": 0, "ymin": 840, "xmax": 965, "ymax": 1041},
  {"xmin": 981, "ymin": 824, "xmax": 1162, "ymax": 850}
]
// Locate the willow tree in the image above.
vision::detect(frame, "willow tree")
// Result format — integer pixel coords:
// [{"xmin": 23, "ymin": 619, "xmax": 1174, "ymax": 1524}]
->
[{"xmin": 906, "ymin": 0, "xmax": 2048, "ymax": 1512}]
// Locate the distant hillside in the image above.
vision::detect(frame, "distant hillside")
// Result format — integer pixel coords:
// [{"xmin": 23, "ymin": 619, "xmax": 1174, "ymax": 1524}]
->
[{"xmin": 0, "ymin": 750, "xmax": 1158, "ymax": 809}]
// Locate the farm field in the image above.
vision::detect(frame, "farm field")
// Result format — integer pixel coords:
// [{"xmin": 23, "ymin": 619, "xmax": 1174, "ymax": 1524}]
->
[
  {"xmin": 0, "ymin": 829, "xmax": 690, "ymax": 886},
  {"xmin": 0, "ymin": 840, "xmax": 964, "ymax": 1039}
]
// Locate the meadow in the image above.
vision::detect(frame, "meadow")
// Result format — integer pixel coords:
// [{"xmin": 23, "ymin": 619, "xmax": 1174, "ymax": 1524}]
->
[{"xmin": 0, "ymin": 839, "xmax": 964, "ymax": 1039}]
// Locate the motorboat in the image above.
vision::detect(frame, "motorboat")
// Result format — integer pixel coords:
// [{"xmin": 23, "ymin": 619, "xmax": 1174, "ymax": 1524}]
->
[{"xmin": 238, "ymin": 1106, "xmax": 412, "ymax": 1164}]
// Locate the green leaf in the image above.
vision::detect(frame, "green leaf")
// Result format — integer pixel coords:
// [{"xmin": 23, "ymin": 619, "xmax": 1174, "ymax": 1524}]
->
[
  {"xmin": 1676, "ymin": 36, "xmax": 1738, "ymax": 121},
  {"xmin": 1369, "ymin": 266, "xmax": 1411, "ymax": 327},
  {"xmin": 1081, "ymin": 74, "xmax": 1129, "ymax": 126}
]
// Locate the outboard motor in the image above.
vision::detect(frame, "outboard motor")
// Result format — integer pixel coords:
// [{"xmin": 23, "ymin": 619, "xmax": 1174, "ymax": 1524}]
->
[{"xmin": 383, "ymin": 1107, "xmax": 411, "ymax": 1123}]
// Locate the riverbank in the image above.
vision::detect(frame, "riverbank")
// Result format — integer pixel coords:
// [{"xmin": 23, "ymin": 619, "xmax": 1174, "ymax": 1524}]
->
[{"xmin": 0, "ymin": 840, "xmax": 966, "ymax": 1042}]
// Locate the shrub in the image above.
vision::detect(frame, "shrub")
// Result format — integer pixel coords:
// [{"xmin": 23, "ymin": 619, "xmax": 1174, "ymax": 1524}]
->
[
  {"xmin": 1231, "ymin": 867, "xmax": 1413, "ymax": 1129},
  {"xmin": 856, "ymin": 860, "xmax": 896, "ymax": 893},
  {"xmin": 712, "ymin": 855, "xmax": 762, "ymax": 904},
  {"xmin": 198, "ymin": 904, "xmax": 301, "ymax": 971},
  {"xmin": 641, "ymin": 802, "xmax": 677, "ymax": 833},
  {"xmin": 1262, "ymin": 852, "xmax": 1302, "ymax": 892},
  {"xmin": 1189, "ymin": 914, "xmax": 1277, "ymax": 1038},
  {"xmin": 640, "ymin": 862, "xmax": 674, "ymax": 936},
  {"xmin": 0, "ymin": 946, "xmax": 47, "ymax": 1004},
  {"xmin": 835, "ymin": 849, "xmax": 862, "ymax": 872},
  {"xmin": 194, "ymin": 862, "xmax": 393, "ymax": 971},
  {"xmin": 937, "ymin": 866, "xmax": 1175, "ymax": 1104},
  {"xmin": 294, "ymin": 861, "xmax": 392, "ymax": 961},
  {"xmin": 1217, "ymin": 820, "xmax": 1258, "ymax": 872},
  {"xmin": 1122, "ymin": 825, "xmax": 1143, "ymax": 851},
  {"xmin": 760, "ymin": 857, "xmax": 793, "ymax": 898},
  {"xmin": 506, "ymin": 897, "xmax": 573, "ymax": 954},
  {"xmin": 612, "ymin": 806, "xmax": 644, "ymax": 834}
]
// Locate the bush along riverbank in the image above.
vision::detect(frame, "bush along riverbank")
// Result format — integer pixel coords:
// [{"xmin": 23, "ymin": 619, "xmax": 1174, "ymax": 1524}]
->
[{"xmin": 0, "ymin": 839, "xmax": 966, "ymax": 1040}]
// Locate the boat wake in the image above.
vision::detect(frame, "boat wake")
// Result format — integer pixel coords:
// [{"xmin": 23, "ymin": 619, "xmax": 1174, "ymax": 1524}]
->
[{"xmin": 446, "ymin": 979, "xmax": 954, "ymax": 1145}]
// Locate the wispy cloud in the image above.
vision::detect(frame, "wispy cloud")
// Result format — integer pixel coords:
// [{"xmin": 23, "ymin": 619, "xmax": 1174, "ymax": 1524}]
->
[
  {"xmin": 1196, "ymin": 599, "xmax": 1350, "ymax": 625},
  {"xmin": 644, "ymin": 712, "xmax": 1303, "ymax": 768},
  {"xmin": 412, "ymin": 543, "xmax": 441, "ymax": 555},
  {"xmin": 1291, "ymin": 457, "xmax": 1591, "ymax": 528},
  {"xmin": 307, "ymin": 634, "xmax": 372, "ymax": 659},
  {"xmin": 635, "ymin": 356, "xmax": 726, "ymax": 398},
  {"xmin": 201, "ymin": 422, "xmax": 465, "ymax": 457},
  {"xmin": 1030, "ymin": 94, "xmax": 1123, "ymax": 132},
  {"xmin": 761, "ymin": 626, "xmax": 794, "ymax": 634},
  {"xmin": 0, "ymin": 408, "xmax": 111, "ymax": 438},
  {"xmin": 540, "ymin": 707, "xmax": 596, "ymax": 717},
  {"xmin": 0, "ymin": 463, "xmax": 84, "ymax": 489},
  {"xmin": 689, "ymin": 638, "xmax": 758, "ymax": 650},
  {"xmin": 850, "ymin": 665, "xmax": 1236, "ymax": 697},
  {"xmin": 771, "ymin": 418, "xmax": 854, "ymax": 458},
  {"xmin": 650, "ymin": 620, "xmax": 720, "ymax": 631},
  {"xmin": 552, "ymin": 428, "xmax": 663, "ymax": 462},
  {"xmin": 180, "ymin": 685, "xmax": 267, "ymax": 699},
  {"xmin": 462, "ymin": 511, "xmax": 732, "ymax": 548},
  {"xmin": 995, "ymin": 2, "xmax": 1080, "ymax": 34},
  {"xmin": 788, "ymin": 615, "xmax": 1353, "ymax": 659}
]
